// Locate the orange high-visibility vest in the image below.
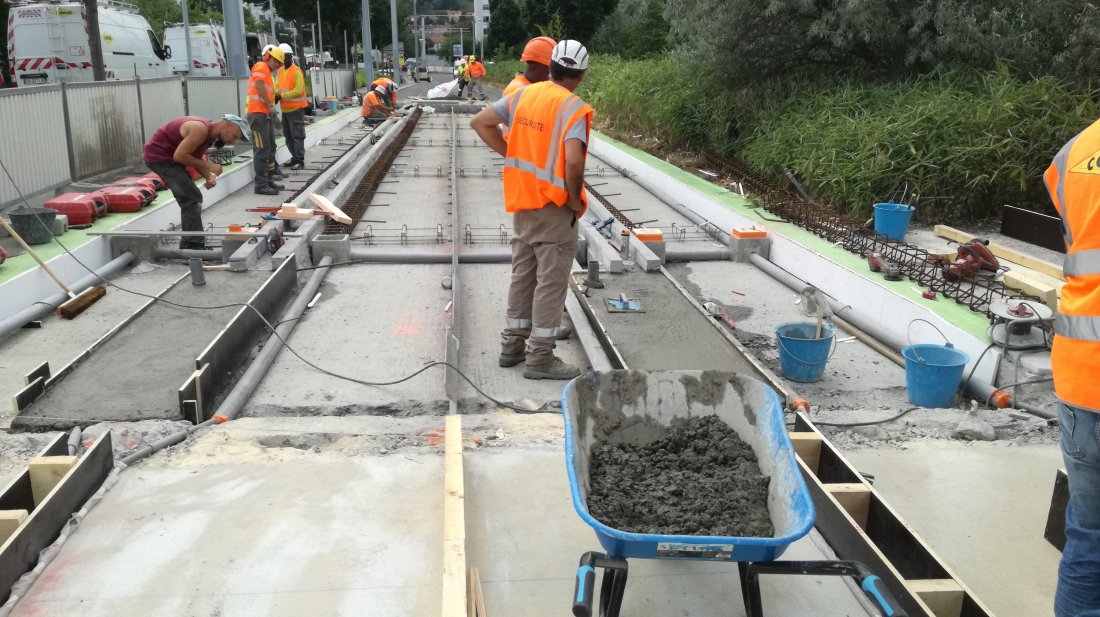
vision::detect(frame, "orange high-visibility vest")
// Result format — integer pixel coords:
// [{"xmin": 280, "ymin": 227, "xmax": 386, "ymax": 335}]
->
[
  {"xmin": 467, "ymin": 61, "xmax": 486, "ymax": 78},
  {"xmin": 361, "ymin": 90, "xmax": 385, "ymax": 116},
  {"xmin": 501, "ymin": 81, "xmax": 593, "ymax": 214},
  {"xmin": 277, "ymin": 64, "xmax": 307, "ymax": 111},
  {"xmin": 371, "ymin": 77, "xmax": 398, "ymax": 105},
  {"xmin": 503, "ymin": 74, "xmax": 530, "ymax": 97},
  {"xmin": 1044, "ymin": 118, "xmax": 1100, "ymax": 412},
  {"xmin": 246, "ymin": 61, "xmax": 274, "ymax": 114}
]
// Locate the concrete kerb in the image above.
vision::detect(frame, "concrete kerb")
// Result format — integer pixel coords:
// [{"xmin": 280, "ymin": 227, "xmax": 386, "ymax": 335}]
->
[
  {"xmin": 578, "ymin": 219, "xmax": 623, "ymax": 273},
  {"xmin": 0, "ymin": 109, "xmax": 361, "ymax": 319},
  {"xmin": 588, "ymin": 136, "xmax": 1002, "ymax": 385}
]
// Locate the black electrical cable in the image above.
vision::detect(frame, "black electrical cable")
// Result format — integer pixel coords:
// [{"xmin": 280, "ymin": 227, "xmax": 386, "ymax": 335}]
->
[
  {"xmin": 0, "ymin": 158, "xmax": 554, "ymax": 415},
  {"xmin": 813, "ymin": 406, "xmax": 920, "ymax": 427}
]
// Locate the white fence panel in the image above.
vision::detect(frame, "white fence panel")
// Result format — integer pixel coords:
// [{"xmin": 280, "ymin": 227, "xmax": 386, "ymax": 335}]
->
[
  {"xmin": 0, "ymin": 85, "xmax": 70, "ymax": 206},
  {"xmin": 64, "ymin": 80, "xmax": 143, "ymax": 178},
  {"xmin": 311, "ymin": 69, "xmax": 356, "ymax": 102},
  {"xmin": 139, "ymin": 77, "xmax": 186, "ymax": 142},
  {"xmin": 185, "ymin": 77, "xmax": 244, "ymax": 120}
]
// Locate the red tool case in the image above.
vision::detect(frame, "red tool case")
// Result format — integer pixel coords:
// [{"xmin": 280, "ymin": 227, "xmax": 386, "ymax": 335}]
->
[
  {"xmin": 140, "ymin": 172, "xmax": 168, "ymax": 191},
  {"xmin": 99, "ymin": 186, "xmax": 156, "ymax": 213},
  {"xmin": 115, "ymin": 176, "xmax": 160, "ymax": 193},
  {"xmin": 43, "ymin": 192, "xmax": 109, "ymax": 225}
]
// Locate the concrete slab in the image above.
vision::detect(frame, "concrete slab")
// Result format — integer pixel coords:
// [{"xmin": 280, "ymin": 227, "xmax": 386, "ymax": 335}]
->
[
  {"xmin": 243, "ymin": 264, "xmax": 452, "ymax": 417},
  {"xmin": 14, "ymin": 270, "xmax": 269, "ymax": 431},
  {"xmin": 10, "ymin": 420, "xmax": 442, "ymax": 617},
  {"xmin": 456, "ymin": 264, "xmax": 588, "ymax": 410},
  {"xmin": 846, "ymin": 442, "xmax": 1064, "ymax": 617}
]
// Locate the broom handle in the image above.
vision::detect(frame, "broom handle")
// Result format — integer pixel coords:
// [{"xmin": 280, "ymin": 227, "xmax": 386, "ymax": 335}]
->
[{"xmin": 0, "ymin": 217, "xmax": 72, "ymax": 295}]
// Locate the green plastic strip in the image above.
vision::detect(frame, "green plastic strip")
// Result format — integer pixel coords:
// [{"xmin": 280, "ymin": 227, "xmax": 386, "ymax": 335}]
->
[
  {"xmin": 592, "ymin": 131, "xmax": 989, "ymax": 340},
  {"xmin": 0, "ymin": 108, "xmax": 356, "ymax": 286}
]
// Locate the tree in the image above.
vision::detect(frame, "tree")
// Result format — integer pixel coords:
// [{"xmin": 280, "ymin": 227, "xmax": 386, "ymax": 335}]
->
[
  {"xmin": 592, "ymin": 0, "xmax": 666, "ymax": 57},
  {"xmin": 485, "ymin": 0, "xmax": 525, "ymax": 58},
  {"xmin": 520, "ymin": 0, "xmax": 617, "ymax": 46}
]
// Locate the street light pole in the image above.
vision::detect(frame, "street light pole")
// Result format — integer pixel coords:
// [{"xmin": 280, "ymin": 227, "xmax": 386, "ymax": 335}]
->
[
  {"xmin": 361, "ymin": 0, "xmax": 374, "ymax": 84},
  {"xmin": 389, "ymin": 0, "xmax": 399, "ymax": 87},
  {"xmin": 316, "ymin": 0, "xmax": 324, "ymax": 67}
]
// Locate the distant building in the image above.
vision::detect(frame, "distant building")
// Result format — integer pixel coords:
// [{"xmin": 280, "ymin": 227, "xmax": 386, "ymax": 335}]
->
[{"xmin": 473, "ymin": 1, "xmax": 490, "ymax": 44}]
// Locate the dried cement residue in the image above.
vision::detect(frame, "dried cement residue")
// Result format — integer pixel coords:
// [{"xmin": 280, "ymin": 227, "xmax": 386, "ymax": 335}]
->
[{"xmin": 588, "ymin": 415, "xmax": 774, "ymax": 538}]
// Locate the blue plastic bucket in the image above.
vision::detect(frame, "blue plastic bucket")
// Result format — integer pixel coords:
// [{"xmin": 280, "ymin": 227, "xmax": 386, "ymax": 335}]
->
[
  {"xmin": 775, "ymin": 322, "xmax": 836, "ymax": 383},
  {"xmin": 873, "ymin": 202, "xmax": 915, "ymax": 241},
  {"xmin": 901, "ymin": 344, "xmax": 970, "ymax": 408}
]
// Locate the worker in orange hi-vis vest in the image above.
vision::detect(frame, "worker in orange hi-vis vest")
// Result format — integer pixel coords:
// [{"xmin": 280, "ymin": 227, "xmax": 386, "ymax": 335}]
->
[
  {"xmin": 501, "ymin": 36, "xmax": 556, "ymax": 142},
  {"xmin": 276, "ymin": 43, "xmax": 308, "ymax": 170},
  {"xmin": 371, "ymin": 76, "xmax": 398, "ymax": 106},
  {"xmin": 247, "ymin": 44, "xmax": 285, "ymax": 195},
  {"xmin": 469, "ymin": 40, "xmax": 593, "ymax": 380},
  {"xmin": 1045, "ymin": 117, "xmax": 1100, "ymax": 617},
  {"xmin": 361, "ymin": 85, "xmax": 394, "ymax": 125},
  {"xmin": 465, "ymin": 55, "xmax": 487, "ymax": 101}
]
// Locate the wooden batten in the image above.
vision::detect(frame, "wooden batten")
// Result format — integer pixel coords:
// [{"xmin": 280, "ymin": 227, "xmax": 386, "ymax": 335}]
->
[
  {"xmin": 825, "ymin": 483, "xmax": 872, "ymax": 530},
  {"xmin": 907, "ymin": 578, "xmax": 965, "ymax": 617},
  {"xmin": 789, "ymin": 432, "xmax": 823, "ymax": 474},
  {"xmin": 442, "ymin": 415, "xmax": 467, "ymax": 616},
  {"xmin": 28, "ymin": 456, "xmax": 78, "ymax": 505}
]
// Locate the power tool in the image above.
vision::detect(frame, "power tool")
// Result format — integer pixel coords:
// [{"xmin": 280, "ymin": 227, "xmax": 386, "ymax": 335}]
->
[
  {"xmin": 944, "ymin": 239, "xmax": 999, "ymax": 281},
  {"xmin": 867, "ymin": 252, "xmax": 903, "ymax": 281}
]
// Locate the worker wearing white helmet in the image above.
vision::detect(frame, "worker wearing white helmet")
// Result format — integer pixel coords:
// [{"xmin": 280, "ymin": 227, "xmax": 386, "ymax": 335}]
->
[
  {"xmin": 276, "ymin": 43, "xmax": 308, "ymax": 169},
  {"xmin": 468, "ymin": 40, "xmax": 593, "ymax": 379}
]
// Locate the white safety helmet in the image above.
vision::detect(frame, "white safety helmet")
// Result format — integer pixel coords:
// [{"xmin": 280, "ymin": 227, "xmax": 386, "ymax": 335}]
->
[
  {"xmin": 279, "ymin": 43, "xmax": 293, "ymax": 56},
  {"xmin": 551, "ymin": 40, "xmax": 589, "ymax": 71}
]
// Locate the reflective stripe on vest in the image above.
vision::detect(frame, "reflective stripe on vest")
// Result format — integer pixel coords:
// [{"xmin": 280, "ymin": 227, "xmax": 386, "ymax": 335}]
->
[
  {"xmin": 1056, "ymin": 314, "xmax": 1100, "ymax": 341},
  {"xmin": 1050, "ymin": 135, "xmax": 1080, "ymax": 246},
  {"xmin": 1064, "ymin": 249, "xmax": 1100, "ymax": 277},
  {"xmin": 246, "ymin": 63, "xmax": 273, "ymax": 113}
]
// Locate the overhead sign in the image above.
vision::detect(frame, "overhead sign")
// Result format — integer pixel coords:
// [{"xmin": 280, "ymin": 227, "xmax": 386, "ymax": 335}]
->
[{"xmin": 452, "ymin": 44, "xmax": 462, "ymax": 58}]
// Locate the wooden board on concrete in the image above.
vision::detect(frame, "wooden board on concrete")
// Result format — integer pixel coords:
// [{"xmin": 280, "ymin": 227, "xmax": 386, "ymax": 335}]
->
[
  {"xmin": 11, "ymin": 376, "xmax": 44, "ymax": 413},
  {"xmin": 23, "ymin": 362, "xmax": 50, "ymax": 386},
  {"xmin": 1003, "ymin": 268, "xmax": 1062, "ymax": 311},
  {"xmin": 825, "ymin": 483, "xmax": 871, "ymax": 530},
  {"xmin": 934, "ymin": 225, "xmax": 1064, "ymax": 280},
  {"xmin": 28, "ymin": 456, "xmax": 78, "ymax": 505},
  {"xmin": 909, "ymin": 578, "xmax": 965, "ymax": 617},
  {"xmin": 789, "ymin": 432, "xmax": 822, "ymax": 474},
  {"xmin": 308, "ymin": 193, "xmax": 354, "ymax": 225},
  {"xmin": 442, "ymin": 415, "xmax": 466, "ymax": 616},
  {"xmin": 0, "ymin": 432, "xmax": 113, "ymax": 606},
  {"xmin": 0, "ymin": 510, "xmax": 28, "ymax": 544}
]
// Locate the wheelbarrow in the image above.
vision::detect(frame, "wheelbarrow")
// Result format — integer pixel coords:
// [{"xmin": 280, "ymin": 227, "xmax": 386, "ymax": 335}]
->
[{"xmin": 561, "ymin": 370, "xmax": 906, "ymax": 617}]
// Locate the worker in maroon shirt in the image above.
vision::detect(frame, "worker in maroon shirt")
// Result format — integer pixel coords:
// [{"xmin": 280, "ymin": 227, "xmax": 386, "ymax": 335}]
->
[{"xmin": 143, "ymin": 114, "xmax": 249, "ymax": 250}]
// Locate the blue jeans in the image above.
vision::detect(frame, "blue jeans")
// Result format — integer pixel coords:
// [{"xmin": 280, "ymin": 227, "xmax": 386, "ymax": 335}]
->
[{"xmin": 1057, "ymin": 402, "xmax": 1100, "ymax": 617}]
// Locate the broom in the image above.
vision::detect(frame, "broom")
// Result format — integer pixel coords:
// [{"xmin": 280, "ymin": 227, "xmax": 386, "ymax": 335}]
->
[{"xmin": 0, "ymin": 216, "xmax": 105, "ymax": 319}]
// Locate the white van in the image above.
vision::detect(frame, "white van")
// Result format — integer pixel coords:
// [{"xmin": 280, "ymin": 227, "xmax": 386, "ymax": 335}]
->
[
  {"xmin": 164, "ymin": 24, "xmax": 226, "ymax": 76},
  {"xmin": 8, "ymin": 0, "xmax": 172, "ymax": 87}
]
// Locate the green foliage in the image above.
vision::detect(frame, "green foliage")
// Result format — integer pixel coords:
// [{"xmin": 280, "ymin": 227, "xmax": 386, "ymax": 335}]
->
[
  {"xmin": 485, "ymin": 58, "xmax": 522, "ymax": 85},
  {"xmin": 536, "ymin": 11, "xmax": 564, "ymax": 40},
  {"xmin": 519, "ymin": 0, "xmax": 617, "ymax": 45},
  {"xmin": 486, "ymin": 0, "xmax": 525, "ymax": 59},
  {"xmin": 591, "ymin": 0, "xmax": 667, "ymax": 58}
]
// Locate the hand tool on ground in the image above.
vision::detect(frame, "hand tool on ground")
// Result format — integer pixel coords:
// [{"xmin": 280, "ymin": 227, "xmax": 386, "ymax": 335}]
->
[
  {"xmin": 866, "ymin": 252, "xmax": 903, "ymax": 281},
  {"xmin": 943, "ymin": 238, "xmax": 999, "ymax": 281},
  {"xmin": 0, "ymin": 216, "xmax": 105, "ymax": 318}
]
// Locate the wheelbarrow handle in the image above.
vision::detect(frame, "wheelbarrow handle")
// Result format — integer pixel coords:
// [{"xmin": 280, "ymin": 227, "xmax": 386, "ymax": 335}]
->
[
  {"xmin": 572, "ymin": 552, "xmax": 599, "ymax": 617},
  {"xmin": 854, "ymin": 564, "xmax": 907, "ymax": 617}
]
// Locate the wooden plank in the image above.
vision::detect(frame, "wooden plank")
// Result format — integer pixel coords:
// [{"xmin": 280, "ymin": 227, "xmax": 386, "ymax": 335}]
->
[
  {"xmin": 466, "ymin": 568, "xmax": 477, "ymax": 617},
  {"xmin": 1003, "ymin": 268, "xmax": 1062, "ymax": 311},
  {"xmin": 23, "ymin": 362, "xmax": 50, "ymax": 386},
  {"xmin": 308, "ymin": 193, "xmax": 354, "ymax": 225},
  {"xmin": 0, "ymin": 510, "xmax": 28, "ymax": 544},
  {"xmin": 472, "ymin": 567, "xmax": 486, "ymax": 617},
  {"xmin": 442, "ymin": 415, "xmax": 466, "ymax": 617},
  {"xmin": 0, "ymin": 432, "xmax": 114, "ymax": 606},
  {"xmin": 28, "ymin": 456, "xmax": 78, "ymax": 505},
  {"xmin": 11, "ymin": 376, "xmax": 45, "ymax": 413},
  {"xmin": 908, "ymin": 578, "xmax": 965, "ymax": 617},
  {"xmin": 825, "ymin": 483, "xmax": 871, "ymax": 529},
  {"xmin": 933, "ymin": 225, "xmax": 1064, "ymax": 280},
  {"xmin": 789, "ymin": 432, "xmax": 822, "ymax": 474}
]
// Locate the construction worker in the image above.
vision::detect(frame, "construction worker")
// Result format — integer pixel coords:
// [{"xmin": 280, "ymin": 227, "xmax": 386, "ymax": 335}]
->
[
  {"xmin": 469, "ymin": 40, "xmax": 593, "ymax": 380},
  {"xmin": 504, "ymin": 36, "xmax": 556, "ymax": 96},
  {"xmin": 276, "ymin": 43, "xmax": 308, "ymax": 170},
  {"xmin": 247, "ymin": 45, "xmax": 285, "ymax": 195},
  {"xmin": 143, "ymin": 115, "xmax": 250, "ymax": 250},
  {"xmin": 371, "ymin": 75, "xmax": 398, "ymax": 106},
  {"xmin": 456, "ymin": 55, "xmax": 470, "ymax": 98},
  {"xmin": 1045, "ymin": 120, "xmax": 1100, "ymax": 617},
  {"xmin": 465, "ymin": 55, "xmax": 487, "ymax": 101},
  {"xmin": 361, "ymin": 85, "xmax": 394, "ymax": 124}
]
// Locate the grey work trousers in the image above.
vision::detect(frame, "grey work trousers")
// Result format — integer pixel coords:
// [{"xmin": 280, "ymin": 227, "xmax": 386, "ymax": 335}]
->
[
  {"xmin": 145, "ymin": 160, "xmax": 205, "ymax": 250},
  {"xmin": 281, "ymin": 108, "xmax": 306, "ymax": 164},
  {"xmin": 501, "ymin": 204, "xmax": 578, "ymax": 364},
  {"xmin": 248, "ymin": 112, "xmax": 276, "ymax": 188}
]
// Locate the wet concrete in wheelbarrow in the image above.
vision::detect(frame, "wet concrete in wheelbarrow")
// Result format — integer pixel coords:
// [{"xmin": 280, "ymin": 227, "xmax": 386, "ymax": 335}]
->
[{"xmin": 588, "ymin": 414, "xmax": 774, "ymax": 538}]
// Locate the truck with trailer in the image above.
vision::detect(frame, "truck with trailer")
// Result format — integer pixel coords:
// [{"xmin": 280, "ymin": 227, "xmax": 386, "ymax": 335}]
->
[{"xmin": 7, "ymin": 0, "xmax": 171, "ymax": 86}]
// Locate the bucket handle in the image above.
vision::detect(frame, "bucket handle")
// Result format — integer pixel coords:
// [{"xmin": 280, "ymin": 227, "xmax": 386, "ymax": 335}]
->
[
  {"xmin": 776, "ymin": 330, "xmax": 838, "ymax": 366},
  {"xmin": 907, "ymin": 318, "xmax": 952, "ymax": 364}
]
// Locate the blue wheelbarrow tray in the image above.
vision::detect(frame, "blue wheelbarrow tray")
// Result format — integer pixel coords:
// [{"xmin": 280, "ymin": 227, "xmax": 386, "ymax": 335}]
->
[{"xmin": 562, "ymin": 370, "xmax": 816, "ymax": 563}]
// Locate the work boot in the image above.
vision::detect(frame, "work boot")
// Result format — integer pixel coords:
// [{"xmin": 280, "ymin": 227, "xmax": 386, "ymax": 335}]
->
[
  {"xmin": 254, "ymin": 185, "xmax": 279, "ymax": 196},
  {"xmin": 523, "ymin": 356, "xmax": 581, "ymax": 380},
  {"xmin": 272, "ymin": 172, "xmax": 286, "ymax": 181},
  {"xmin": 289, "ymin": 161, "xmax": 305, "ymax": 170},
  {"xmin": 556, "ymin": 313, "xmax": 574, "ymax": 341},
  {"xmin": 499, "ymin": 334, "xmax": 527, "ymax": 368},
  {"xmin": 499, "ymin": 350, "xmax": 525, "ymax": 368},
  {"xmin": 269, "ymin": 182, "xmax": 285, "ymax": 190}
]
